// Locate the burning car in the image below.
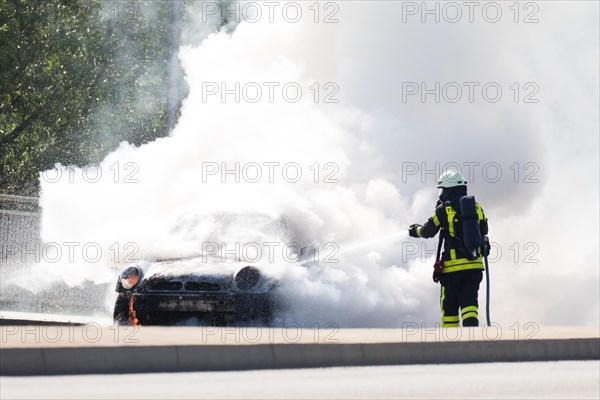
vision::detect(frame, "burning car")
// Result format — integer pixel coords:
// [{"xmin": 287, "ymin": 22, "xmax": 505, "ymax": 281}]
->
[{"xmin": 113, "ymin": 257, "xmax": 281, "ymax": 326}]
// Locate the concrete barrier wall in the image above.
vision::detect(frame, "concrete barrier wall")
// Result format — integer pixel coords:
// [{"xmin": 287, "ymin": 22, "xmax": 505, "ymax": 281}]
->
[{"xmin": 2, "ymin": 338, "xmax": 598, "ymax": 376}]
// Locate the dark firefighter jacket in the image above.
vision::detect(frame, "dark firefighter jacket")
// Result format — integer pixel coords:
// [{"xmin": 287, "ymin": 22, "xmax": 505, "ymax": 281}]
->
[{"xmin": 415, "ymin": 191, "xmax": 488, "ymax": 274}]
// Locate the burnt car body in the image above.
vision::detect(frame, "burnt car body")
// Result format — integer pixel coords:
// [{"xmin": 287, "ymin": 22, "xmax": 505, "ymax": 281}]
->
[{"xmin": 113, "ymin": 257, "xmax": 280, "ymax": 326}]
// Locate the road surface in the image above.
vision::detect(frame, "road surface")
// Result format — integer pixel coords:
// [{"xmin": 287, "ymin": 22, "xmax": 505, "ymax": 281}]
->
[{"xmin": 1, "ymin": 361, "xmax": 598, "ymax": 399}]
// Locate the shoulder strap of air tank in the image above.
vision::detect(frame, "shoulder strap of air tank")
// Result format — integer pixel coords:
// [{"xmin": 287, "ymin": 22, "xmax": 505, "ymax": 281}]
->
[{"xmin": 436, "ymin": 230, "xmax": 444, "ymax": 262}]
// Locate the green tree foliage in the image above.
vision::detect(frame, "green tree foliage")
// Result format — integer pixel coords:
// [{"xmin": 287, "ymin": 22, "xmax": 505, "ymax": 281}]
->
[{"xmin": 0, "ymin": 0, "xmax": 182, "ymax": 195}]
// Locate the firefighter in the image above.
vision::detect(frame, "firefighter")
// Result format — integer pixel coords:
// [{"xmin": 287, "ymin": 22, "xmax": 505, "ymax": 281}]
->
[{"xmin": 408, "ymin": 170, "xmax": 488, "ymax": 327}]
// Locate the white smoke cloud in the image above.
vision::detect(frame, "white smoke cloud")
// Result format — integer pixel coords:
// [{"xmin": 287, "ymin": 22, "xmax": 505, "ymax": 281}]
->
[{"xmin": 33, "ymin": 1, "xmax": 599, "ymax": 326}]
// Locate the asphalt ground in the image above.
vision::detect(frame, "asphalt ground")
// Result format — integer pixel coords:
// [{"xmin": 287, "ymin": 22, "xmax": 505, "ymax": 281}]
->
[{"xmin": 1, "ymin": 361, "xmax": 599, "ymax": 400}]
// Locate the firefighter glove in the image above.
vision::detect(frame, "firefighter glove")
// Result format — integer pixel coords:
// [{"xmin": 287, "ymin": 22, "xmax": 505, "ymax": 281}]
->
[
  {"xmin": 432, "ymin": 260, "xmax": 443, "ymax": 283},
  {"xmin": 408, "ymin": 224, "xmax": 421, "ymax": 238}
]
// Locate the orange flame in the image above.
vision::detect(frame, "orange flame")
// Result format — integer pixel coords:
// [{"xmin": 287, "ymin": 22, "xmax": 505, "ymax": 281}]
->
[{"xmin": 128, "ymin": 294, "xmax": 140, "ymax": 326}]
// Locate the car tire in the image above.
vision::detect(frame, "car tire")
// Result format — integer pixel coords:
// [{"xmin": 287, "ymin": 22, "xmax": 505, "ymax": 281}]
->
[{"xmin": 113, "ymin": 294, "xmax": 130, "ymax": 325}]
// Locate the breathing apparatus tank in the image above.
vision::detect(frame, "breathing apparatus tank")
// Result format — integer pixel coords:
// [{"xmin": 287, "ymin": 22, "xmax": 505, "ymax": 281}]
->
[{"xmin": 459, "ymin": 195, "xmax": 482, "ymax": 259}]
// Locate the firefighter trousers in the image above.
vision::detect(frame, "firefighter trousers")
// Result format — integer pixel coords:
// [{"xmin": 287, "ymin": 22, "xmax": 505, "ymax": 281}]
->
[{"xmin": 439, "ymin": 269, "xmax": 483, "ymax": 327}]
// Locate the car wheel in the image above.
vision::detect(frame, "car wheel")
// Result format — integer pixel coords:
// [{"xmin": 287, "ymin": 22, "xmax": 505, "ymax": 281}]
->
[{"xmin": 113, "ymin": 294, "xmax": 130, "ymax": 325}]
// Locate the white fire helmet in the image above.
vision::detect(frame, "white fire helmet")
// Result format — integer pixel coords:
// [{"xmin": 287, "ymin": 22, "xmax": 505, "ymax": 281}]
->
[{"xmin": 436, "ymin": 170, "xmax": 468, "ymax": 189}]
